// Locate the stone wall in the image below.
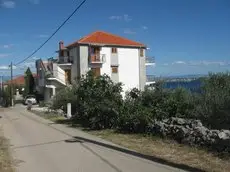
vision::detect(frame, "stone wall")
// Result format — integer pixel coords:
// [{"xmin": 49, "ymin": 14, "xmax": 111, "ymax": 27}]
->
[{"xmin": 149, "ymin": 117, "xmax": 230, "ymax": 152}]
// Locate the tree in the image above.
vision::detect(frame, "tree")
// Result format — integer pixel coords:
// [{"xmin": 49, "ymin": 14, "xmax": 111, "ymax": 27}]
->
[
  {"xmin": 52, "ymin": 71, "xmax": 123, "ymax": 130},
  {"xmin": 24, "ymin": 67, "xmax": 35, "ymax": 97},
  {"xmin": 1, "ymin": 86, "xmax": 11, "ymax": 107}
]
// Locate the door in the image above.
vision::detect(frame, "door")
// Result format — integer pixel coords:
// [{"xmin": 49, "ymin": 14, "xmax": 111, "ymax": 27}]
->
[{"xmin": 90, "ymin": 46, "xmax": 101, "ymax": 62}]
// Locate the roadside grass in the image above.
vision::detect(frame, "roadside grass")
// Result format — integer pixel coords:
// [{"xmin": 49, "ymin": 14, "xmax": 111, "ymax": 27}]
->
[
  {"xmin": 31, "ymin": 110, "xmax": 66, "ymax": 122},
  {"xmin": 31, "ymin": 110, "xmax": 230, "ymax": 172},
  {"xmin": 88, "ymin": 130, "xmax": 230, "ymax": 172},
  {"xmin": 0, "ymin": 129, "xmax": 14, "ymax": 172}
]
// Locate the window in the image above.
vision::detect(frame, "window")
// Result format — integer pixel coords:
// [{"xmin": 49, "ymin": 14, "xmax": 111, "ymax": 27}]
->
[
  {"xmin": 140, "ymin": 49, "xmax": 144, "ymax": 57},
  {"xmin": 111, "ymin": 66, "xmax": 118, "ymax": 73},
  {"xmin": 111, "ymin": 47, "xmax": 117, "ymax": 54}
]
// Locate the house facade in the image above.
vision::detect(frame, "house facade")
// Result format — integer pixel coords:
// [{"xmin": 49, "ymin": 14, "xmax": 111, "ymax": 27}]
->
[{"xmin": 36, "ymin": 31, "xmax": 155, "ymax": 101}]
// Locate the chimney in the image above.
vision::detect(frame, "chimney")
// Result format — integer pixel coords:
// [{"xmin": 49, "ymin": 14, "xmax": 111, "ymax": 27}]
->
[{"xmin": 59, "ymin": 41, "xmax": 64, "ymax": 50}]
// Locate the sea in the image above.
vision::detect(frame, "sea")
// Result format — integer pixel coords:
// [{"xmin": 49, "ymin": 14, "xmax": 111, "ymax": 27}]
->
[{"xmin": 163, "ymin": 79, "xmax": 202, "ymax": 92}]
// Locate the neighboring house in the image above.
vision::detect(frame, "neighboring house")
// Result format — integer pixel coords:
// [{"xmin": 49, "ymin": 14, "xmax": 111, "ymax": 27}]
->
[
  {"xmin": 3, "ymin": 74, "xmax": 37, "ymax": 101},
  {"xmin": 36, "ymin": 31, "xmax": 155, "ymax": 101},
  {"xmin": 4, "ymin": 74, "xmax": 37, "ymax": 88},
  {"xmin": 35, "ymin": 58, "xmax": 66, "ymax": 101}
]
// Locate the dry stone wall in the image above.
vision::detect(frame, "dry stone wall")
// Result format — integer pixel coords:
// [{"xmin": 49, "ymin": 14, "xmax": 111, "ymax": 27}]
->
[{"xmin": 149, "ymin": 117, "xmax": 230, "ymax": 152}]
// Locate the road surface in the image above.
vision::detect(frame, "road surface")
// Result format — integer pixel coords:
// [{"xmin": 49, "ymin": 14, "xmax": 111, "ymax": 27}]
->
[{"xmin": 0, "ymin": 106, "xmax": 185, "ymax": 172}]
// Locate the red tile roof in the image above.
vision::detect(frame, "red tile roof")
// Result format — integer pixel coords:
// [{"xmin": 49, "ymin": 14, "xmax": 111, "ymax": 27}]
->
[
  {"xmin": 4, "ymin": 74, "xmax": 37, "ymax": 86},
  {"xmin": 66, "ymin": 31, "xmax": 146, "ymax": 48}
]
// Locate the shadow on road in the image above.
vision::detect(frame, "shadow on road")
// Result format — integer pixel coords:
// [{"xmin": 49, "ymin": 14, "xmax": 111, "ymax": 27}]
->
[
  {"xmin": 13, "ymin": 139, "xmax": 70, "ymax": 149},
  {"xmin": 45, "ymin": 118, "xmax": 205, "ymax": 172},
  {"xmin": 64, "ymin": 136, "xmax": 205, "ymax": 172}
]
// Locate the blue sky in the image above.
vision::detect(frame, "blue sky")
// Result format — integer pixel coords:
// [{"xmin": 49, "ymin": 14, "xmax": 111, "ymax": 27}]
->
[{"xmin": 0, "ymin": 0, "xmax": 230, "ymax": 77}]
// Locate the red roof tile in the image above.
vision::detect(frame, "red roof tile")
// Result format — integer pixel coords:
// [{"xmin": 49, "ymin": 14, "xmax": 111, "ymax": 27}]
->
[
  {"xmin": 5, "ymin": 74, "xmax": 37, "ymax": 86},
  {"xmin": 66, "ymin": 31, "xmax": 146, "ymax": 48}
]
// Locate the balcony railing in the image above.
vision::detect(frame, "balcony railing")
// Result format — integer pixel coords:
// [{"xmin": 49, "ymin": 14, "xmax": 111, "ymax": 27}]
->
[
  {"xmin": 89, "ymin": 54, "xmax": 106, "ymax": 64},
  {"xmin": 58, "ymin": 56, "xmax": 73, "ymax": 64},
  {"xmin": 46, "ymin": 66, "xmax": 67, "ymax": 86},
  {"xmin": 145, "ymin": 57, "xmax": 155, "ymax": 65}
]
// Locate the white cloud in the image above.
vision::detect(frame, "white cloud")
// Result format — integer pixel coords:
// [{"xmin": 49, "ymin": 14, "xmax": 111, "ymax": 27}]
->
[
  {"xmin": 23, "ymin": 62, "xmax": 35, "ymax": 68},
  {"xmin": 124, "ymin": 28, "xmax": 136, "ymax": 34},
  {"xmin": 0, "ymin": 53, "xmax": 10, "ymax": 58},
  {"xmin": 29, "ymin": 0, "xmax": 40, "ymax": 4},
  {"xmin": 32, "ymin": 56, "xmax": 39, "ymax": 60},
  {"xmin": 1, "ymin": 0, "xmax": 15, "ymax": 8},
  {"xmin": 36, "ymin": 34, "xmax": 49, "ymax": 38},
  {"xmin": 0, "ymin": 65, "xmax": 9, "ymax": 70},
  {"xmin": 0, "ymin": 64, "xmax": 16, "ymax": 70},
  {"xmin": 123, "ymin": 14, "xmax": 132, "ymax": 22},
  {"xmin": 35, "ymin": 34, "xmax": 49, "ymax": 38},
  {"xmin": 188, "ymin": 61, "xmax": 230, "ymax": 66},
  {"xmin": 163, "ymin": 60, "xmax": 230, "ymax": 67},
  {"xmin": 142, "ymin": 26, "xmax": 148, "ymax": 30},
  {"xmin": 17, "ymin": 60, "xmax": 36, "ymax": 69},
  {"xmin": 109, "ymin": 16, "xmax": 122, "ymax": 20},
  {"xmin": 0, "ymin": 61, "xmax": 36, "ymax": 71},
  {"xmin": 2, "ymin": 44, "xmax": 13, "ymax": 49},
  {"xmin": 109, "ymin": 14, "xmax": 132, "ymax": 22},
  {"xmin": 172, "ymin": 61, "xmax": 186, "ymax": 65}
]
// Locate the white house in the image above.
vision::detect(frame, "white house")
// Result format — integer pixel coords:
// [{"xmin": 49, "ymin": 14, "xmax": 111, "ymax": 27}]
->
[{"xmin": 36, "ymin": 31, "xmax": 155, "ymax": 101}]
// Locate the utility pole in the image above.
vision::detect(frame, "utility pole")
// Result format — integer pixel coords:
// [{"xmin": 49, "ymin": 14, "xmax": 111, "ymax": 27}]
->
[{"xmin": 10, "ymin": 62, "xmax": 14, "ymax": 106}]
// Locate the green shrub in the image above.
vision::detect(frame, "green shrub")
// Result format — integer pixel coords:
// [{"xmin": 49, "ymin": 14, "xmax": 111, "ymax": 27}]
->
[
  {"xmin": 194, "ymin": 72, "xmax": 230, "ymax": 129},
  {"xmin": 140, "ymin": 84, "xmax": 170, "ymax": 120},
  {"xmin": 164, "ymin": 88, "xmax": 196, "ymax": 118},
  {"xmin": 74, "ymin": 72, "xmax": 123, "ymax": 129},
  {"xmin": 116, "ymin": 85, "xmax": 169, "ymax": 133},
  {"xmin": 52, "ymin": 87, "xmax": 77, "ymax": 114},
  {"xmin": 117, "ymin": 91, "xmax": 152, "ymax": 133},
  {"xmin": 52, "ymin": 71, "xmax": 123, "ymax": 130}
]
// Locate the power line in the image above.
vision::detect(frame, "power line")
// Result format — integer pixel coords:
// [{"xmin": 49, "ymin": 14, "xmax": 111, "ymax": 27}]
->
[{"xmin": 14, "ymin": 0, "xmax": 87, "ymax": 66}]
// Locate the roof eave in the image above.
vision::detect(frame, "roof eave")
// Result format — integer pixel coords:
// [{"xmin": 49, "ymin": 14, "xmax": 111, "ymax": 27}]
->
[{"xmin": 77, "ymin": 42, "xmax": 147, "ymax": 48}]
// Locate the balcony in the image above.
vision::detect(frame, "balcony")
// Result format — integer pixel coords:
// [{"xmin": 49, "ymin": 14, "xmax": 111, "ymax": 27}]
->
[
  {"xmin": 58, "ymin": 56, "xmax": 73, "ymax": 65},
  {"xmin": 46, "ymin": 66, "xmax": 67, "ymax": 86},
  {"xmin": 145, "ymin": 57, "xmax": 155, "ymax": 66},
  {"xmin": 89, "ymin": 54, "xmax": 106, "ymax": 64}
]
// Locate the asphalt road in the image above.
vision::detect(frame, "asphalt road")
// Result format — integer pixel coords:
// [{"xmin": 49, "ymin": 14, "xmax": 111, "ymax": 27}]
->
[{"xmin": 0, "ymin": 106, "xmax": 185, "ymax": 172}]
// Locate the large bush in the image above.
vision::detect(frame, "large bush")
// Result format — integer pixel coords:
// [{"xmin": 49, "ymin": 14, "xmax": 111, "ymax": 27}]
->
[
  {"xmin": 52, "ymin": 71, "xmax": 123, "ymax": 130},
  {"xmin": 74, "ymin": 72, "xmax": 123, "ymax": 129},
  {"xmin": 116, "ymin": 88, "xmax": 152, "ymax": 133},
  {"xmin": 117, "ymin": 85, "xmax": 196, "ymax": 133}
]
